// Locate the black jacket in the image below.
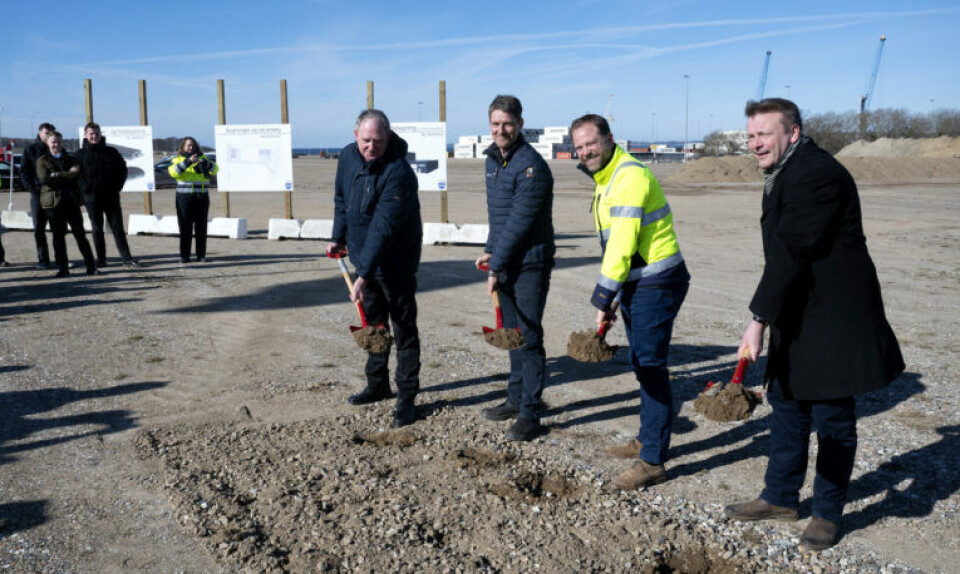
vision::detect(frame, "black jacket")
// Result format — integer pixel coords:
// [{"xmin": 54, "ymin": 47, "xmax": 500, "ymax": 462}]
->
[
  {"xmin": 20, "ymin": 137, "xmax": 48, "ymax": 194},
  {"xmin": 750, "ymin": 138, "xmax": 904, "ymax": 400},
  {"xmin": 76, "ymin": 137, "xmax": 128, "ymax": 200},
  {"xmin": 332, "ymin": 132, "xmax": 422, "ymax": 280},
  {"xmin": 482, "ymin": 135, "xmax": 555, "ymax": 278}
]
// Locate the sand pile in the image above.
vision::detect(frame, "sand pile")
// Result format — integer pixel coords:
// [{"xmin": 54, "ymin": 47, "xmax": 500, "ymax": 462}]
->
[{"xmin": 666, "ymin": 137, "xmax": 960, "ymax": 185}]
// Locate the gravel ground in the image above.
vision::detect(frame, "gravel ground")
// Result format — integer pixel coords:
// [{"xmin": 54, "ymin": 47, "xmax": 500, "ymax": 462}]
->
[{"xmin": 0, "ymin": 158, "xmax": 958, "ymax": 572}]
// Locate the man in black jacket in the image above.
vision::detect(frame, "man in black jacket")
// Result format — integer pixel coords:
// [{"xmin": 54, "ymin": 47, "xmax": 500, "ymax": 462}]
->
[
  {"xmin": 475, "ymin": 95, "xmax": 555, "ymax": 442},
  {"xmin": 327, "ymin": 109, "xmax": 422, "ymax": 428},
  {"xmin": 76, "ymin": 123, "xmax": 141, "ymax": 267},
  {"xmin": 19, "ymin": 122, "xmax": 55, "ymax": 268},
  {"xmin": 724, "ymin": 99, "xmax": 904, "ymax": 551}
]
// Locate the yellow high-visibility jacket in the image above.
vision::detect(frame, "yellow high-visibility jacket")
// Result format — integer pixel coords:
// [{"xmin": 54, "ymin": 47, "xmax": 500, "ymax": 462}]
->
[
  {"xmin": 168, "ymin": 153, "xmax": 219, "ymax": 193},
  {"xmin": 591, "ymin": 145, "xmax": 684, "ymax": 296}
]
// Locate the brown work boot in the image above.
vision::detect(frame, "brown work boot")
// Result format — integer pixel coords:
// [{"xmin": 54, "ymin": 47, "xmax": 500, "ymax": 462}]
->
[
  {"xmin": 724, "ymin": 498, "xmax": 798, "ymax": 522},
  {"xmin": 604, "ymin": 438, "xmax": 642, "ymax": 459},
  {"xmin": 800, "ymin": 517, "xmax": 841, "ymax": 551},
  {"xmin": 611, "ymin": 460, "xmax": 667, "ymax": 490}
]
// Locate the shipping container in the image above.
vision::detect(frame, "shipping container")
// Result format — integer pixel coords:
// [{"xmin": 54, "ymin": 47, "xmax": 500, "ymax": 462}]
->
[{"xmin": 555, "ymin": 151, "xmax": 573, "ymax": 160}]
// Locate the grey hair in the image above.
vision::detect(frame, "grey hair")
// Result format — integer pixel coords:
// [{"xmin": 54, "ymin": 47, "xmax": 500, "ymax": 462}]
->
[
  {"xmin": 355, "ymin": 109, "xmax": 391, "ymax": 134},
  {"xmin": 488, "ymin": 95, "xmax": 523, "ymax": 120}
]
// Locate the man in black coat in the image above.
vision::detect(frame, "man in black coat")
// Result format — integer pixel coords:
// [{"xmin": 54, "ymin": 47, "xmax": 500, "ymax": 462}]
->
[
  {"xmin": 19, "ymin": 122, "xmax": 55, "ymax": 267},
  {"xmin": 327, "ymin": 109, "xmax": 422, "ymax": 428},
  {"xmin": 474, "ymin": 95, "xmax": 555, "ymax": 442},
  {"xmin": 724, "ymin": 98, "xmax": 904, "ymax": 551},
  {"xmin": 76, "ymin": 122, "xmax": 141, "ymax": 267}
]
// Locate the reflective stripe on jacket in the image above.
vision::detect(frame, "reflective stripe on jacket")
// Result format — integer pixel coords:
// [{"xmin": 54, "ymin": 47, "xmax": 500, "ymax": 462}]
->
[
  {"xmin": 168, "ymin": 154, "xmax": 218, "ymax": 193},
  {"xmin": 591, "ymin": 145, "xmax": 683, "ymax": 291}
]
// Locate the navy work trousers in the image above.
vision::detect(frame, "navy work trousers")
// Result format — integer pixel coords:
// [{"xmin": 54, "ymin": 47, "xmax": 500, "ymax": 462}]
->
[
  {"xmin": 363, "ymin": 274, "xmax": 421, "ymax": 398},
  {"xmin": 620, "ymin": 280, "xmax": 688, "ymax": 466},
  {"xmin": 760, "ymin": 380, "xmax": 857, "ymax": 524},
  {"xmin": 498, "ymin": 265, "xmax": 552, "ymax": 420}
]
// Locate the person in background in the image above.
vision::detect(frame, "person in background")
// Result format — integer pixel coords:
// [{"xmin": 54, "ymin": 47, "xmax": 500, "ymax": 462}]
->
[
  {"xmin": 327, "ymin": 109, "xmax": 423, "ymax": 428},
  {"xmin": 76, "ymin": 122, "xmax": 142, "ymax": 268},
  {"xmin": 35, "ymin": 131, "xmax": 97, "ymax": 278},
  {"xmin": 724, "ymin": 98, "xmax": 904, "ymax": 551},
  {"xmin": 168, "ymin": 137, "xmax": 218, "ymax": 263},
  {"xmin": 570, "ymin": 113, "xmax": 690, "ymax": 489},
  {"xmin": 20, "ymin": 122, "xmax": 55, "ymax": 268},
  {"xmin": 475, "ymin": 95, "xmax": 555, "ymax": 442}
]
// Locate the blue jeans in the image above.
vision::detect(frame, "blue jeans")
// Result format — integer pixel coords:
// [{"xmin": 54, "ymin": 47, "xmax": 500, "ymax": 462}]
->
[
  {"xmin": 760, "ymin": 379, "xmax": 857, "ymax": 524},
  {"xmin": 498, "ymin": 265, "xmax": 551, "ymax": 419},
  {"xmin": 620, "ymin": 280, "xmax": 688, "ymax": 465}
]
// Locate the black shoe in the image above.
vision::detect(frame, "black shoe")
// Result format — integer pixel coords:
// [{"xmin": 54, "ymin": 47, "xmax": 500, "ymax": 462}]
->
[
  {"xmin": 86, "ymin": 268, "xmax": 102, "ymax": 276},
  {"xmin": 481, "ymin": 401, "xmax": 520, "ymax": 421},
  {"xmin": 181, "ymin": 258, "xmax": 191, "ymax": 264},
  {"xmin": 53, "ymin": 269, "xmax": 70, "ymax": 278},
  {"xmin": 348, "ymin": 387, "xmax": 394, "ymax": 406},
  {"xmin": 197, "ymin": 257, "xmax": 209, "ymax": 263},
  {"xmin": 505, "ymin": 417, "xmax": 544, "ymax": 442},
  {"xmin": 123, "ymin": 259, "xmax": 145, "ymax": 267},
  {"xmin": 70, "ymin": 261, "xmax": 82, "ymax": 269},
  {"xmin": 37, "ymin": 261, "xmax": 51, "ymax": 269},
  {"xmin": 393, "ymin": 397, "xmax": 417, "ymax": 428},
  {"xmin": 0, "ymin": 261, "xmax": 9, "ymax": 268},
  {"xmin": 96, "ymin": 260, "xmax": 109, "ymax": 268}
]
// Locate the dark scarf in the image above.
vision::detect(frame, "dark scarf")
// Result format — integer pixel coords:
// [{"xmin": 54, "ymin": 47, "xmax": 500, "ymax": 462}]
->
[{"xmin": 763, "ymin": 134, "xmax": 809, "ymax": 195}]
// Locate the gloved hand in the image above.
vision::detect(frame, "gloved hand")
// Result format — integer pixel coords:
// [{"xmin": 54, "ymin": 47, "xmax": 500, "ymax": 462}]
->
[
  {"xmin": 590, "ymin": 283, "xmax": 617, "ymax": 311},
  {"xmin": 326, "ymin": 242, "xmax": 347, "ymax": 258}
]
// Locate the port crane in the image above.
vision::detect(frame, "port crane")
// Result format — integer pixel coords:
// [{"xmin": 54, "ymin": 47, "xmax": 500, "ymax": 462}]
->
[
  {"xmin": 755, "ymin": 51, "xmax": 771, "ymax": 101},
  {"xmin": 858, "ymin": 35, "xmax": 887, "ymax": 139}
]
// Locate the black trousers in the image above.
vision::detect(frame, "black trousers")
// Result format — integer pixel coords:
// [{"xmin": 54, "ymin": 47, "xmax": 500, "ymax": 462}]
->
[
  {"xmin": 175, "ymin": 193, "xmax": 209, "ymax": 260},
  {"xmin": 45, "ymin": 196, "xmax": 94, "ymax": 273},
  {"xmin": 362, "ymin": 274, "xmax": 420, "ymax": 397},
  {"xmin": 85, "ymin": 195, "xmax": 133, "ymax": 263},
  {"xmin": 30, "ymin": 191, "xmax": 51, "ymax": 264}
]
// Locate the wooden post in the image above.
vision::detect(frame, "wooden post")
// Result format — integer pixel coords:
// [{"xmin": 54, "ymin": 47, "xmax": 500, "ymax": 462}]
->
[
  {"xmin": 439, "ymin": 80, "xmax": 448, "ymax": 223},
  {"xmin": 281, "ymin": 79, "xmax": 292, "ymax": 219},
  {"xmin": 217, "ymin": 79, "xmax": 230, "ymax": 217},
  {"xmin": 366, "ymin": 81, "xmax": 374, "ymax": 109},
  {"xmin": 84, "ymin": 79, "xmax": 94, "ymax": 123},
  {"xmin": 139, "ymin": 80, "xmax": 153, "ymax": 214}
]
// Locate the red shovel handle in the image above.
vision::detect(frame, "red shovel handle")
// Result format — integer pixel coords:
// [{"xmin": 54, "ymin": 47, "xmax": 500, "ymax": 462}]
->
[
  {"xmin": 730, "ymin": 349, "xmax": 752, "ymax": 385},
  {"xmin": 491, "ymin": 291, "xmax": 505, "ymax": 329},
  {"xmin": 355, "ymin": 301, "xmax": 369, "ymax": 327}
]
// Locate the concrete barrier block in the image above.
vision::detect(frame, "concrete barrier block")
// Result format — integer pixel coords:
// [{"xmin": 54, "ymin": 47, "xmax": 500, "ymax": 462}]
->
[
  {"xmin": 268, "ymin": 218, "xmax": 302, "ymax": 240},
  {"xmin": 81, "ymin": 212, "xmax": 92, "ymax": 232},
  {"xmin": 1, "ymin": 210, "xmax": 36, "ymax": 230},
  {"xmin": 128, "ymin": 214, "xmax": 161, "ymax": 235},
  {"xmin": 300, "ymin": 219, "xmax": 334, "ymax": 240},
  {"xmin": 422, "ymin": 222, "xmax": 489, "ymax": 245},
  {"xmin": 157, "ymin": 215, "xmax": 181, "ymax": 235},
  {"xmin": 209, "ymin": 217, "xmax": 248, "ymax": 239}
]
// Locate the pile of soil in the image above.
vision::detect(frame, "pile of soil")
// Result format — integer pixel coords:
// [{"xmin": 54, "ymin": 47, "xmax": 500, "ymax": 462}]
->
[
  {"xmin": 664, "ymin": 156, "xmax": 760, "ymax": 184},
  {"xmin": 352, "ymin": 326, "xmax": 393, "ymax": 353},
  {"xmin": 483, "ymin": 328, "xmax": 524, "ymax": 350},
  {"xmin": 836, "ymin": 136, "xmax": 960, "ymax": 158},
  {"xmin": 567, "ymin": 330, "xmax": 617, "ymax": 362},
  {"xmin": 694, "ymin": 383, "xmax": 763, "ymax": 422}
]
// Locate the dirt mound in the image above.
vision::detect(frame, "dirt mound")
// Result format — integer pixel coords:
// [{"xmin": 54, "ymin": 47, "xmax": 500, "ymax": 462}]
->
[
  {"xmin": 351, "ymin": 325, "xmax": 393, "ymax": 353},
  {"xmin": 663, "ymin": 155, "xmax": 760, "ymax": 184},
  {"xmin": 694, "ymin": 383, "xmax": 763, "ymax": 422},
  {"xmin": 483, "ymin": 327, "xmax": 524, "ymax": 350},
  {"xmin": 836, "ymin": 136, "xmax": 960, "ymax": 158},
  {"xmin": 568, "ymin": 329, "xmax": 617, "ymax": 362}
]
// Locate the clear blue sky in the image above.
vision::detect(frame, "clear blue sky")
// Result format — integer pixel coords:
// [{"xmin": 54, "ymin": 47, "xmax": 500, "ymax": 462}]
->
[{"xmin": 2, "ymin": 1, "xmax": 957, "ymax": 147}]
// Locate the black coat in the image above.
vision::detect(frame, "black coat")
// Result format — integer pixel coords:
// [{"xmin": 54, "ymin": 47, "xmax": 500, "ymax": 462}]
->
[
  {"xmin": 76, "ymin": 137, "xmax": 128, "ymax": 202},
  {"xmin": 750, "ymin": 138, "xmax": 904, "ymax": 400},
  {"xmin": 20, "ymin": 137, "xmax": 47, "ymax": 194},
  {"xmin": 482, "ymin": 135, "xmax": 555, "ymax": 278},
  {"xmin": 332, "ymin": 132, "xmax": 422, "ymax": 280}
]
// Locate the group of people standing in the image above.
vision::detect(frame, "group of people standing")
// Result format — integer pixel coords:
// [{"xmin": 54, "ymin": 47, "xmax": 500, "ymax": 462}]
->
[
  {"xmin": 329, "ymin": 96, "xmax": 903, "ymax": 551},
  {"xmin": 9, "ymin": 124, "xmax": 218, "ymax": 275}
]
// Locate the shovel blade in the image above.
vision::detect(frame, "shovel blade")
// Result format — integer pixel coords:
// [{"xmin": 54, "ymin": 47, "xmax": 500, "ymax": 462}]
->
[{"xmin": 482, "ymin": 326, "xmax": 495, "ymax": 334}]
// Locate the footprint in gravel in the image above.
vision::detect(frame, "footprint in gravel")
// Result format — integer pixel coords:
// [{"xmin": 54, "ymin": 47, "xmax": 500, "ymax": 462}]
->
[
  {"xmin": 351, "ymin": 428, "xmax": 417, "ymax": 448},
  {"xmin": 488, "ymin": 470, "xmax": 581, "ymax": 502}
]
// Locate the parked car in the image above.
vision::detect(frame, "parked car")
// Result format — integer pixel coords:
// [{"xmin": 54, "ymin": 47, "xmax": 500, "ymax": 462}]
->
[
  {"xmin": 154, "ymin": 152, "xmax": 217, "ymax": 189},
  {"xmin": 0, "ymin": 159, "xmax": 24, "ymax": 191}
]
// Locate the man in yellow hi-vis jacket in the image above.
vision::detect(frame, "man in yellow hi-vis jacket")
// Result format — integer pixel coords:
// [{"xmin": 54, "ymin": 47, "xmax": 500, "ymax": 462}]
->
[{"xmin": 571, "ymin": 114, "xmax": 690, "ymax": 490}]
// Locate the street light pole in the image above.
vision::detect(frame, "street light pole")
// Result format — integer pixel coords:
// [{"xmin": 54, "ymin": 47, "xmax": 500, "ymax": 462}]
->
[
  {"xmin": 418, "ymin": 101, "xmax": 423, "ymax": 122},
  {"xmin": 651, "ymin": 112, "xmax": 656, "ymax": 144},
  {"xmin": 683, "ymin": 74, "xmax": 690, "ymax": 156},
  {"xmin": 786, "ymin": 84, "xmax": 791, "ymax": 99}
]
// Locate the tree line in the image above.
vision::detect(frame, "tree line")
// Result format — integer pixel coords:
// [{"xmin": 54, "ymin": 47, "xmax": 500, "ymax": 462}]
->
[{"xmin": 703, "ymin": 108, "xmax": 960, "ymax": 156}]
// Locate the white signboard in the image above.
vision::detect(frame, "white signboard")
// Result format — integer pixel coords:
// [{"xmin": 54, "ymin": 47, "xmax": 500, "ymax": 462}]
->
[
  {"xmin": 214, "ymin": 124, "xmax": 293, "ymax": 192},
  {"xmin": 392, "ymin": 122, "xmax": 447, "ymax": 191},
  {"xmin": 78, "ymin": 125, "xmax": 156, "ymax": 192}
]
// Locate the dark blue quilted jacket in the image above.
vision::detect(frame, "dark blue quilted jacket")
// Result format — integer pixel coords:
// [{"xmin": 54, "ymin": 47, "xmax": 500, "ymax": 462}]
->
[
  {"xmin": 332, "ymin": 132, "xmax": 422, "ymax": 279},
  {"xmin": 483, "ymin": 135, "xmax": 555, "ymax": 277}
]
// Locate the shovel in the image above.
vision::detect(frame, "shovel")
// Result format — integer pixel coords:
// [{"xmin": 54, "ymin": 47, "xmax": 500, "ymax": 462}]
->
[
  {"xmin": 700, "ymin": 347, "xmax": 751, "ymax": 397},
  {"xmin": 329, "ymin": 252, "xmax": 392, "ymax": 353},
  {"xmin": 693, "ymin": 348, "xmax": 762, "ymax": 422},
  {"xmin": 567, "ymin": 299, "xmax": 620, "ymax": 363},
  {"xmin": 477, "ymin": 262, "xmax": 524, "ymax": 350}
]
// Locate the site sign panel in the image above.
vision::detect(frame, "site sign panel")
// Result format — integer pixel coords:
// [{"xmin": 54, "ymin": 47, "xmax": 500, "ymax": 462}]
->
[
  {"xmin": 214, "ymin": 124, "xmax": 294, "ymax": 192},
  {"xmin": 392, "ymin": 122, "xmax": 447, "ymax": 191},
  {"xmin": 79, "ymin": 125, "xmax": 156, "ymax": 192}
]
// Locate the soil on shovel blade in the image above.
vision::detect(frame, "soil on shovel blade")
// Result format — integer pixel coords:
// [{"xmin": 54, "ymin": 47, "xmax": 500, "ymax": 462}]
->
[
  {"xmin": 694, "ymin": 383, "xmax": 762, "ymax": 422},
  {"xmin": 483, "ymin": 328, "xmax": 525, "ymax": 350},
  {"xmin": 352, "ymin": 326, "xmax": 393, "ymax": 353},
  {"xmin": 567, "ymin": 330, "xmax": 617, "ymax": 362}
]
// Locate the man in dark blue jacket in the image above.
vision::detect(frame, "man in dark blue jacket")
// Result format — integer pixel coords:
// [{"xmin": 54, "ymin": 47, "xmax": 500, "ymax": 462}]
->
[
  {"xmin": 327, "ymin": 109, "xmax": 423, "ymax": 428},
  {"xmin": 475, "ymin": 95, "xmax": 555, "ymax": 441}
]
